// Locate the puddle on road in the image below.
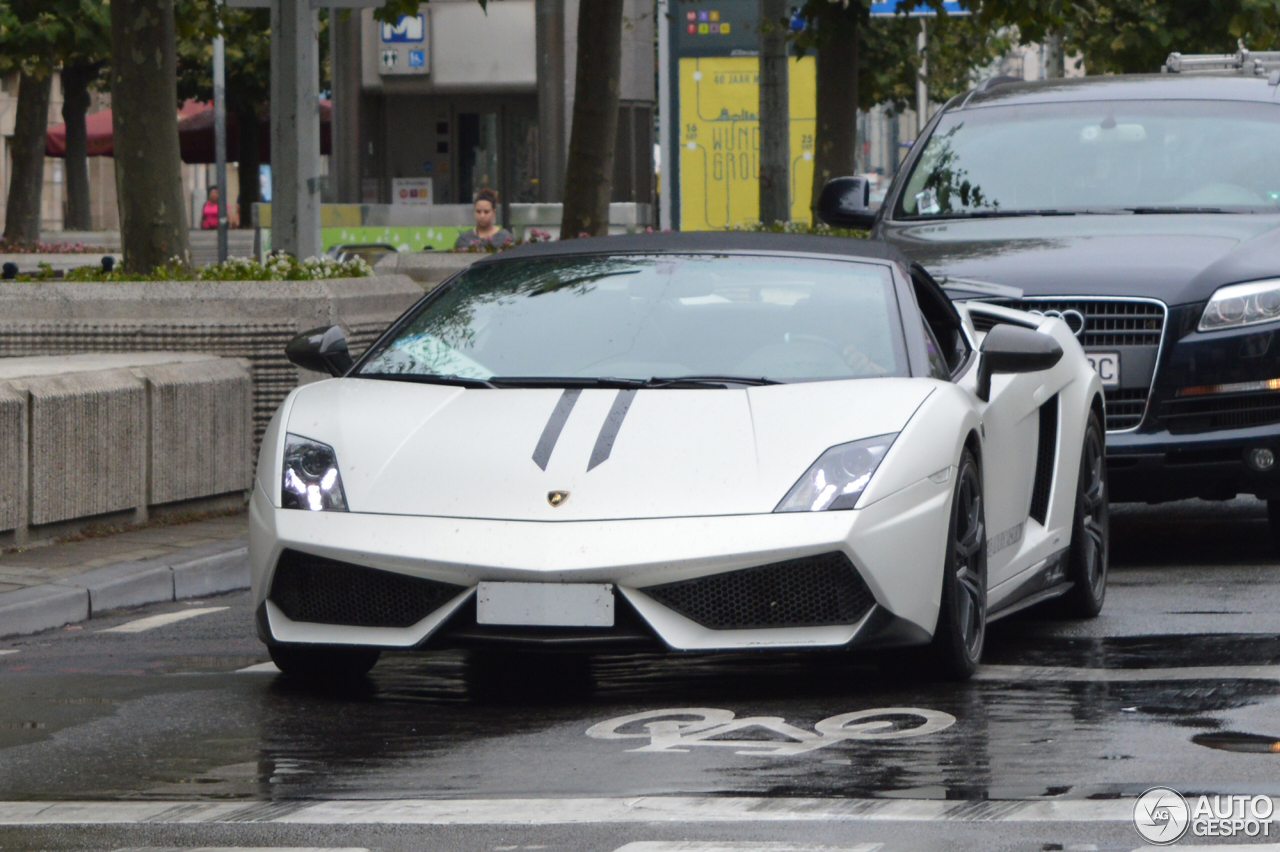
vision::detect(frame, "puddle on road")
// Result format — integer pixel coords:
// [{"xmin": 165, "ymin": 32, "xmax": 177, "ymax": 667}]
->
[
  {"xmin": 982, "ymin": 632, "xmax": 1280, "ymax": 669},
  {"xmin": 1193, "ymin": 731, "xmax": 1280, "ymax": 753}
]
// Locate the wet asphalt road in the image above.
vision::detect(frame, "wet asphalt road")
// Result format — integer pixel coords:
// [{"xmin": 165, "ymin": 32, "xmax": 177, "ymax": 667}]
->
[{"xmin": 2, "ymin": 499, "xmax": 1280, "ymax": 852}]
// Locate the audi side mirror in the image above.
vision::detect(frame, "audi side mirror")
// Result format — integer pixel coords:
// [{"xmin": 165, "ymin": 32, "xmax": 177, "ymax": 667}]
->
[
  {"xmin": 816, "ymin": 176, "xmax": 877, "ymax": 230},
  {"xmin": 975, "ymin": 324, "xmax": 1063, "ymax": 402},
  {"xmin": 286, "ymin": 325, "xmax": 353, "ymax": 377}
]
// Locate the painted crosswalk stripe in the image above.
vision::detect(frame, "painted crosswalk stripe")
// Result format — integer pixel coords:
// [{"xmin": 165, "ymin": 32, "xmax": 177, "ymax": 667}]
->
[
  {"xmin": 975, "ymin": 664, "xmax": 1280, "ymax": 683},
  {"xmin": 614, "ymin": 839, "xmax": 885, "ymax": 844},
  {"xmin": 100, "ymin": 607, "xmax": 229, "ymax": 634},
  {"xmin": 235, "ymin": 662, "xmax": 281, "ymax": 674},
  {"xmin": 0, "ymin": 796, "xmax": 1275, "ymax": 826}
]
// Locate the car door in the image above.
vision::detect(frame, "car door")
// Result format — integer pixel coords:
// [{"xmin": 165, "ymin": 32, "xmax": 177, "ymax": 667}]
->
[{"xmin": 910, "ymin": 272, "xmax": 1064, "ymax": 589}]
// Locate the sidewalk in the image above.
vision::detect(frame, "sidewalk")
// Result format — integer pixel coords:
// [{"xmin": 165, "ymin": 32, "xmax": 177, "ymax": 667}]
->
[{"xmin": 0, "ymin": 512, "xmax": 250, "ymax": 639}]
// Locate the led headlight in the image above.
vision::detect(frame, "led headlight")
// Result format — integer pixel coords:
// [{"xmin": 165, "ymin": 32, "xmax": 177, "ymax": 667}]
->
[
  {"xmin": 774, "ymin": 433, "xmax": 898, "ymax": 513},
  {"xmin": 281, "ymin": 433, "xmax": 348, "ymax": 511},
  {"xmin": 1199, "ymin": 279, "xmax": 1280, "ymax": 332}
]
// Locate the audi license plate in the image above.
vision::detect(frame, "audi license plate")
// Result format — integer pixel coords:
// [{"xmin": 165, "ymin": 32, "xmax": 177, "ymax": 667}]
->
[
  {"xmin": 476, "ymin": 582, "xmax": 615, "ymax": 627},
  {"xmin": 1087, "ymin": 352, "xmax": 1120, "ymax": 387}
]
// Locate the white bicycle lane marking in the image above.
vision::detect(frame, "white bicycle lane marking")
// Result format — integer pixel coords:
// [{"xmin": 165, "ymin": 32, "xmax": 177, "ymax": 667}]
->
[
  {"xmin": 99, "ymin": 607, "xmax": 229, "ymax": 634},
  {"xmin": 586, "ymin": 707, "xmax": 957, "ymax": 756}
]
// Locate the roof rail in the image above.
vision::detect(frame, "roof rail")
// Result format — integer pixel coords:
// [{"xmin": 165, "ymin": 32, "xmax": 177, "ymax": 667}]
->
[
  {"xmin": 976, "ymin": 74, "xmax": 1023, "ymax": 92},
  {"xmin": 1163, "ymin": 47, "xmax": 1280, "ymax": 78}
]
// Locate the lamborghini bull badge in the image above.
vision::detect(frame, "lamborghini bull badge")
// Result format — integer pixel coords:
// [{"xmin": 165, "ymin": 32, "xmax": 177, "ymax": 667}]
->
[{"xmin": 547, "ymin": 490, "xmax": 570, "ymax": 507}]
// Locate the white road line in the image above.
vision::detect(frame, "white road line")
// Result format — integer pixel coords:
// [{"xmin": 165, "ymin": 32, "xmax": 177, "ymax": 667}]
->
[
  {"xmin": 976, "ymin": 664, "xmax": 1280, "ymax": 683},
  {"xmin": 235, "ymin": 662, "xmax": 281, "ymax": 674},
  {"xmin": 0, "ymin": 797, "xmax": 1276, "ymax": 826},
  {"xmin": 0, "ymin": 650, "xmax": 17, "ymax": 656},
  {"xmin": 113, "ymin": 848, "xmax": 370, "ymax": 852},
  {"xmin": 100, "ymin": 607, "xmax": 229, "ymax": 634},
  {"xmin": 1135, "ymin": 847, "xmax": 1280, "ymax": 852},
  {"xmin": 615, "ymin": 843, "xmax": 884, "ymax": 852}
]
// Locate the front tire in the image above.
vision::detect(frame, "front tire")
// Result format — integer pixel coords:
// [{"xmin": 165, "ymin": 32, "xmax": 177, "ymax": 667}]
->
[
  {"xmin": 268, "ymin": 643, "xmax": 381, "ymax": 681},
  {"xmin": 1056, "ymin": 410, "xmax": 1109, "ymax": 618},
  {"xmin": 927, "ymin": 447, "xmax": 987, "ymax": 680}
]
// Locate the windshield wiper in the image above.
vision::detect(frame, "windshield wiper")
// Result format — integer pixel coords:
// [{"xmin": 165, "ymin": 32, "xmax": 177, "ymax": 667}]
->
[
  {"xmin": 644, "ymin": 375, "xmax": 780, "ymax": 388},
  {"xmin": 1124, "ymin": 206, "xmax": 1235, "ymax": 214},
  {"xmin": 487, "ymin": 376, "xmax": 648, "ymax": 389},
  {"xmin": 367, "ymin": 373, "xmax": 497, "ymax": 388},
  {"xmin": 484, "ymin": 375, "xmax": 781, "ymax": 389}
]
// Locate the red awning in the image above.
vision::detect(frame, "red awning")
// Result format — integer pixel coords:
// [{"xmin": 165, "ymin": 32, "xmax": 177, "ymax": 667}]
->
[{"xmin": 45, "ymin": 99, "xmax": 331, "ymax": 164}]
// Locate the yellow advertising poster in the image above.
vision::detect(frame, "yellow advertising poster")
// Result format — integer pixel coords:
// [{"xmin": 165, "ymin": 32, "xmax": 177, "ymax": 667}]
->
[{"xmin": 678, "ymin": 55, "xmax": 816, "ymax": 230}]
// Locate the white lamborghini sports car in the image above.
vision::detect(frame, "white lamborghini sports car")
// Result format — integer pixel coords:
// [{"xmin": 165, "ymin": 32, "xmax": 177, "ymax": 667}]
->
[{"xmin": 249, "ymin": 232, "xmax": 1109, "ymax": 681}]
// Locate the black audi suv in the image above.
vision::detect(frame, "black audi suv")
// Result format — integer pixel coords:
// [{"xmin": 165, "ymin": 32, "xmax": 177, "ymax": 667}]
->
[{"xmin": 819, "ymin": 70, "xmax": 1280, "ymax": 529}]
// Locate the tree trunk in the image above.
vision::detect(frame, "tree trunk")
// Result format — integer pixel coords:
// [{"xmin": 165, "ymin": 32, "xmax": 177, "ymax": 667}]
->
[
  {"xmin": 2, "ymin": 72, "xmax": 53, "ymax": 244},
  {"xmin": 236, "ymin": 105, "xmax": 262, "ymax": 228},
  {"xmin": 61, "ymin": 63, "xmax": 99, "ymax": 232},
  {"xmin": 758, "ymin": 0, "xmax": 790, "ymax": 225},
  {"xmin": 110, "ymin": 0, "xmax": 190, "ymax": 271},
  {"xmin": 810, "ymin": 7, "xmax": 859, "ymax": 214},
  {"xmin": 1043, "ymin": 31, "xmax": 1065, "ymax": 79},
  {"xmin": 560, "ymin": 0, "xmax": 623, "ymax": 239}
]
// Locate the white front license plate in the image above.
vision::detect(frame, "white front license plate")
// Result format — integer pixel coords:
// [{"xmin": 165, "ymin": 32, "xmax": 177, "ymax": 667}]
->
[
  {"xmin": 1087, "ymin": 352, "xmax": 1120, "ymax": 387},
  {"xmin": 476, "ymin": 582, "xmax": 615, "ymax": 627}
]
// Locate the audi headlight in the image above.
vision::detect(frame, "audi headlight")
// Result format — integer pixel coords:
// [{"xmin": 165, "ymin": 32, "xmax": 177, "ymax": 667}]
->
[
  {"xmin": 1200, "ymin": 279, "xmax": 1280, "ymax": 332},
  {"xmin": 774, "ymin": 433, "xmax": 898, "ymax": 513},
  {"xmin": 281, "ymin": 433, "xmax": 348, "ymax": 511}
]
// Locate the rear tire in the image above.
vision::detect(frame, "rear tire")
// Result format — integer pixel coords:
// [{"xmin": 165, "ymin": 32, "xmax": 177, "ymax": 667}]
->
[
  {"xmin": 927, "ymin": 447, "xmax": 987, "ymax": 681},
  {"xmin": 268, "ymin": 643, "xmax": 381, "ymax": 681},
  {"xmin": 1056, "ymin": 410, "xmax": 1109, "ymax": 618}
]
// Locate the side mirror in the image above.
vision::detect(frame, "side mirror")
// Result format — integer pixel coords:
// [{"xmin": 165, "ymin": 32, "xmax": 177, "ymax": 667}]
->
[
  {"xmin": 816, "ymin": 176, "xmax": 877, "ymax": 230},
  {"xmin": 975, "ymin": 324, "xmax": 1063, "ymax": 402},
  {"xmin": 286, "ymin": 325, "xmax": 353, "ymax": 377}
]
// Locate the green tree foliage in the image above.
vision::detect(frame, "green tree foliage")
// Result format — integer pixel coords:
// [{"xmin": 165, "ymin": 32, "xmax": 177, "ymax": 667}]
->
[
  {"xmin": 0, "ymin": 0, "xmax": 110, "ymax": 239},
  {"xmin": 976, "ymin": 0, "xmax": 1280, "ymax": 74}
]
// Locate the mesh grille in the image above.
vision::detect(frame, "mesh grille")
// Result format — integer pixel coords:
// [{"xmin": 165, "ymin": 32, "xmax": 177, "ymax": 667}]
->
[
  {"xmin": 1159, "ymin": 391, "xmax": 1280, "ymax": 434},
  {"xmin": 270, "ymin": 550, "xmax": 466, "ymax": 628},
  {"xmin": 1013, "ymin": 299, "xmax": 1165, "ymax": 347},
  {"xmin": 643, "ymin": 552, "xmax": 875, "ymax": 630},
  {"xmin": 1104, "ymin": 387, "xmax": 1149, "ymax": 431},
  {"xmin": 1029, "ymin": 394, "xmax": 1058, "ymax": 524}
]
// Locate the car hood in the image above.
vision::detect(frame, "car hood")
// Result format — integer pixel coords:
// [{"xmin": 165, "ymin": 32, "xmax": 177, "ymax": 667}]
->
[
  {"xmin": 880, "ymin": 214, "xmax": 1280, "ymax": 305},
  {"xmin": 283, "ymin": 377, "xmax": 933, "ymax": 521}
]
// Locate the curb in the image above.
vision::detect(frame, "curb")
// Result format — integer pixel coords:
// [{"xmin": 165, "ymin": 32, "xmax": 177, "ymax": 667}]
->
[{"xmin": 0, "ymin": 539, "xmax": 249, "ymax": 639}]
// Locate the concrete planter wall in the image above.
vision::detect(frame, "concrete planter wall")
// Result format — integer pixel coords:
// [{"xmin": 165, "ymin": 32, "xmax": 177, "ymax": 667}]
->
[
  {"xmin": 0, "ymin": 275, "xmax": 423, "ymax": 443},
  {"xmin": 0, "ymin": 354, "xmax": 253, "ymax": 544}
]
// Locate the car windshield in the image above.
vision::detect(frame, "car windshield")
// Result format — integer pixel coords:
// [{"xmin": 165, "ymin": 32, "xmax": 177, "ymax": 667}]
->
[
  {"xmin": 897, "ymin": 100, "xmax": 1280, "ymax": 218},
  {"xmin": 357, "ymin": 253, "xmax": 908, "ymax": 384}
]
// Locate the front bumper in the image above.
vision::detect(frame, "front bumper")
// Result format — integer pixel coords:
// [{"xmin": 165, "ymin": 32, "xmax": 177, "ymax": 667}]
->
[
  {"xmin": 1107, "ymin": 308, "xmax": 1280, "ymax": 503},
  {"xmin": 248, "ymin": 475, "xmax": 950, "ymax": 652}
]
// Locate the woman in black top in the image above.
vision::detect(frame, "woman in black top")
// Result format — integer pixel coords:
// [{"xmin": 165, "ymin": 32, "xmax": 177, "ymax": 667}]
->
[{"xmin": 454, "ymin": 188, "xmax": 513, "ymax": 249}]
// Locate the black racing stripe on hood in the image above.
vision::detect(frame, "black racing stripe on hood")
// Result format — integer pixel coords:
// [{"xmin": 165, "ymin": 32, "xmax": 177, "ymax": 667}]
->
[
  {"xmin": 532, "ymin": 388, "xmax": 582, "ymax": 471},
  {"xmin": 587, "ymin": 389, "xmax": 637, "ymax": 472}
]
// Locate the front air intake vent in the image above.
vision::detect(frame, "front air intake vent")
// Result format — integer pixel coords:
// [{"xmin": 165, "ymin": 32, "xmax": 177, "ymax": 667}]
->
[
  {"xmin": 270, "ymin": 550, "xmax": 466, "ymax": 628},
  {"xmin": 1029, "ymin": 394, "xmax": 1059, "ymax": 525},
  {"xmin": 642, "ymin": 552, "xmax": 875, "ymax": 630}
]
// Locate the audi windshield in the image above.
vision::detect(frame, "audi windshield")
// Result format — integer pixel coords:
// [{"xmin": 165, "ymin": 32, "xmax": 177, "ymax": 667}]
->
[
  {"xmin": 898, "ymin": 100, "xmax": 1280, "ymax": 218},
  {"xmin": 358, "ymin": 254, "xmax": 909, "ymax": 385}
]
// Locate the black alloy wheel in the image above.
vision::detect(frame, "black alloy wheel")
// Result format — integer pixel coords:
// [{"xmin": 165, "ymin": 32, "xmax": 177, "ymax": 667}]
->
[
  {"xmin": 928, "ymin": 447, "xmax": 987, "ymax": 680},
  {"xmin": 268, "ymin": 642, "xmax": 381, "ymax": 681},
  {"xmin": 1056, "ymin": 410, "xmax": 1109, "ymax": 618}
]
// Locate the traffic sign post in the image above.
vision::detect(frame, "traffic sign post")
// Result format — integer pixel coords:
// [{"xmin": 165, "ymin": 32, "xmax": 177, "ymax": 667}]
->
[{"xmin": 228, "ymin": 0, "xmax": 384, "ymax": 258}]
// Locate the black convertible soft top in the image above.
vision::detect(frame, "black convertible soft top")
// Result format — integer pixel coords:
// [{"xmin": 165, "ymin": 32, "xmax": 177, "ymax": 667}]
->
[{"xmin": 471, "ymin": 230, "xmax": 911, "ymax": 267}]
